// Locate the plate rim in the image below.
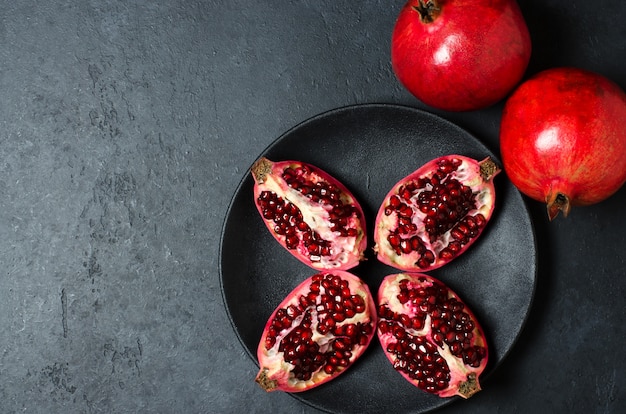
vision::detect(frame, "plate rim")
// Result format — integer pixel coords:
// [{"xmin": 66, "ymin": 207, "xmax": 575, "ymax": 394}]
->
[{"xmin": 219, "ymin": 102, "xmax": 538, "ymax": 413}]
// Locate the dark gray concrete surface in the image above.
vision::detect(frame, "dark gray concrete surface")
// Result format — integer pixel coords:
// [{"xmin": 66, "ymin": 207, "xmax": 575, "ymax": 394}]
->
[{"xmin": 0, "ymin": 1, "xmax": 624, "ymax": 413}]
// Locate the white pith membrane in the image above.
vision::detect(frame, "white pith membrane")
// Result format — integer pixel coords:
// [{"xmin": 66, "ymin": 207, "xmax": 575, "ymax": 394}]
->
[
  {"xmin": 259, "ymin": 171, "xmax": 363, "ymax": 269},
  {"xmin": 257, "ymin": 274, "xmax": 374, "ymax": 392},
  {"xmin": 378, "ymin": 274, "xmax": 486, "ymax": 398},
  {"xmin": 375, "ymin": 157, "xmax": 495, "ymax": 270}
]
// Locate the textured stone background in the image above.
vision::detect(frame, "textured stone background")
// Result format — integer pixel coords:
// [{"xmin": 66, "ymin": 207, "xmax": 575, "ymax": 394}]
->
[{"xmin": 0, "ymin": 1, "xmax": 625, "ymax": 413}]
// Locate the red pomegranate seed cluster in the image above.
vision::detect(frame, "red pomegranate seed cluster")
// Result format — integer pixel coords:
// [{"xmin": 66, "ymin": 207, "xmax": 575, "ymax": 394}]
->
[
  {"xmin": 378, "ymin": 320, "xmax": 451, "ymax": 393},
  {"xmin": 257, "ymin": 191, "xmax": 331, "ymax": 255},
  {"xmin": 377, "ymin": 278, "xmax": 486, "ymax": 392},
  {"xmin": 383, "ymin": 158, "xmax": 484, "ymax": 267},
  {"xmin": 255, "ymin": 165, "xmax": 360, "ymax": 261},
  {"xmin": 282, "ymin": 166, "xmax": 360, "ymax": 238},
  {"xmin": 439, "ymin": 214, "xmax": 486, "ymax": 261},
  {"xmin": 264, "ymin": 273, "xmax": 373, "ymax": 381}
]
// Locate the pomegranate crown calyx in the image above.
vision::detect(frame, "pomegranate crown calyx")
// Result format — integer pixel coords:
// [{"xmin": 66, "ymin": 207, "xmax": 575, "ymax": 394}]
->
[
  {"xmin": 255, "ymin": 368, "xmax": 279, "ymax": 392},
  {"xmin": 252, "ymin": 157, "xmax": 274, "ymax": 184},
  {"xmin": 546, "ymin": 191, "xmax": 571, "ymax": 221},
  {"xmin": 457, "ymin": 372, "xmax": 482, "ymax": 399},
  {"xmin": 412, "ymin": 0, "xmax": 441, "ymax": 24},
  {"xmin": 479, "ymin": 157, "xmax": 500, "ymax": 182}
]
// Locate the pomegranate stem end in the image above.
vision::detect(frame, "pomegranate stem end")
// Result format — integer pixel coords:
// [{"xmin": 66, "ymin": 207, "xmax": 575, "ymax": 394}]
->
[
  {"xmin": 251, "ymin": 157, "xmax": 273, "ymax": 184},
  {"xmin": 412, "ymin": 0, "xmax": 441, "ymax": 24},
  {"xmin": 457, "ymin": 372, "xmax": 481, "ymax": 399},
  {"xmin": 255, "ymin": 368, "xmax": 279, "ymax": 392},
  {"xmin": 546, "ymin": 191, "xmax": 571, "ymax": 221},
  {"xmin": 479, "ymin": 157, "xmax": 500, "ymax": 182}
]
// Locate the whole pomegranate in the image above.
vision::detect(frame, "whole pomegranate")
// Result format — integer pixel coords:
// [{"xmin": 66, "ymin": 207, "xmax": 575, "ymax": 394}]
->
[
  {"xmin": 500, "ymin": 67, "xmax": 626, "ymax": 220},
  {"xmin": 391, "ymin": 0, "xmax": 531, "ymax": 111},
  {"xmin": 255, "ymin": 270, "xmax": 377, "ymax": 392},
  {"xmin": 374, "ymin": 155, "xmax": 500, "ymax": 272},
  {"xmin": 252, "ymin": 157, "xmax": 367, "ymax": 270},
  {"xmin": 377, "ymin": 273, "xmax": 488, "ymax": 398}
]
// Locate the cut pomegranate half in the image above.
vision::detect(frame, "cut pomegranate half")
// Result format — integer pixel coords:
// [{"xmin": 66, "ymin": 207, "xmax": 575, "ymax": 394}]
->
[
  {"xmin": 255, "ymin": 270, "xmax": 377, "ymax": 392},
  {"xmin": 252, "ymin": 158, "xmax": 367, "ymax": 270},
  {"xmin": 377, "ymin": 272, "xmax": 488, "ymax": 398},
  {"xmin": 374, "ymin": 155, "xmax": 499, "ymax": 271}
]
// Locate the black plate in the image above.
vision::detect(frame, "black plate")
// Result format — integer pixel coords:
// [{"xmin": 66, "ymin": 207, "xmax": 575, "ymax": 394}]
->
[{"xmin": 220, "ymin": 104, "xmax": 537, "ymax": 414}]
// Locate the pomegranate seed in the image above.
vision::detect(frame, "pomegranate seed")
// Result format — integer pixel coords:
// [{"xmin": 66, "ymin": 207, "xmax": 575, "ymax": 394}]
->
[
  {"xmin": 474, "ymin": 213, "xmax": 486, "ymax": 227},
  {"xmin": 411, "ymin": 317, "xmax": 425, "ymax": 330},
  {"xmin": 345, "ymin": 324, "xmax": 357, "ymax": 337},
  {"xmin": 353, "ymin": 298, "xmax": 365, "ymax": 313},
  {"xmin": 390, "ymin": 195, "xmax": 402, "ymax": 207},
  {"xmin": 439, "ymin": 248, "xmax": 454, "ymax": 261}
]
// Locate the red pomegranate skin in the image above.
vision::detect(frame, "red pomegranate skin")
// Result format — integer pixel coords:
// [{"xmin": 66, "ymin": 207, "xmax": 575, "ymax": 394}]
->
[
  {"xmin": 391, "ymin": 0, "xmax": 531, "ymax": 111},
  {"xmin": 500, "ymin": 67, "xmax": 626, "ymax": 219}
]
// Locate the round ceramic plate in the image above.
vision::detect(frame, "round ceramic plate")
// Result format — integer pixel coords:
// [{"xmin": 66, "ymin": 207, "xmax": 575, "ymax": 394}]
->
[{"xmin": 220, "ymin": 104, "xmax": 537, "ymax": 414}]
